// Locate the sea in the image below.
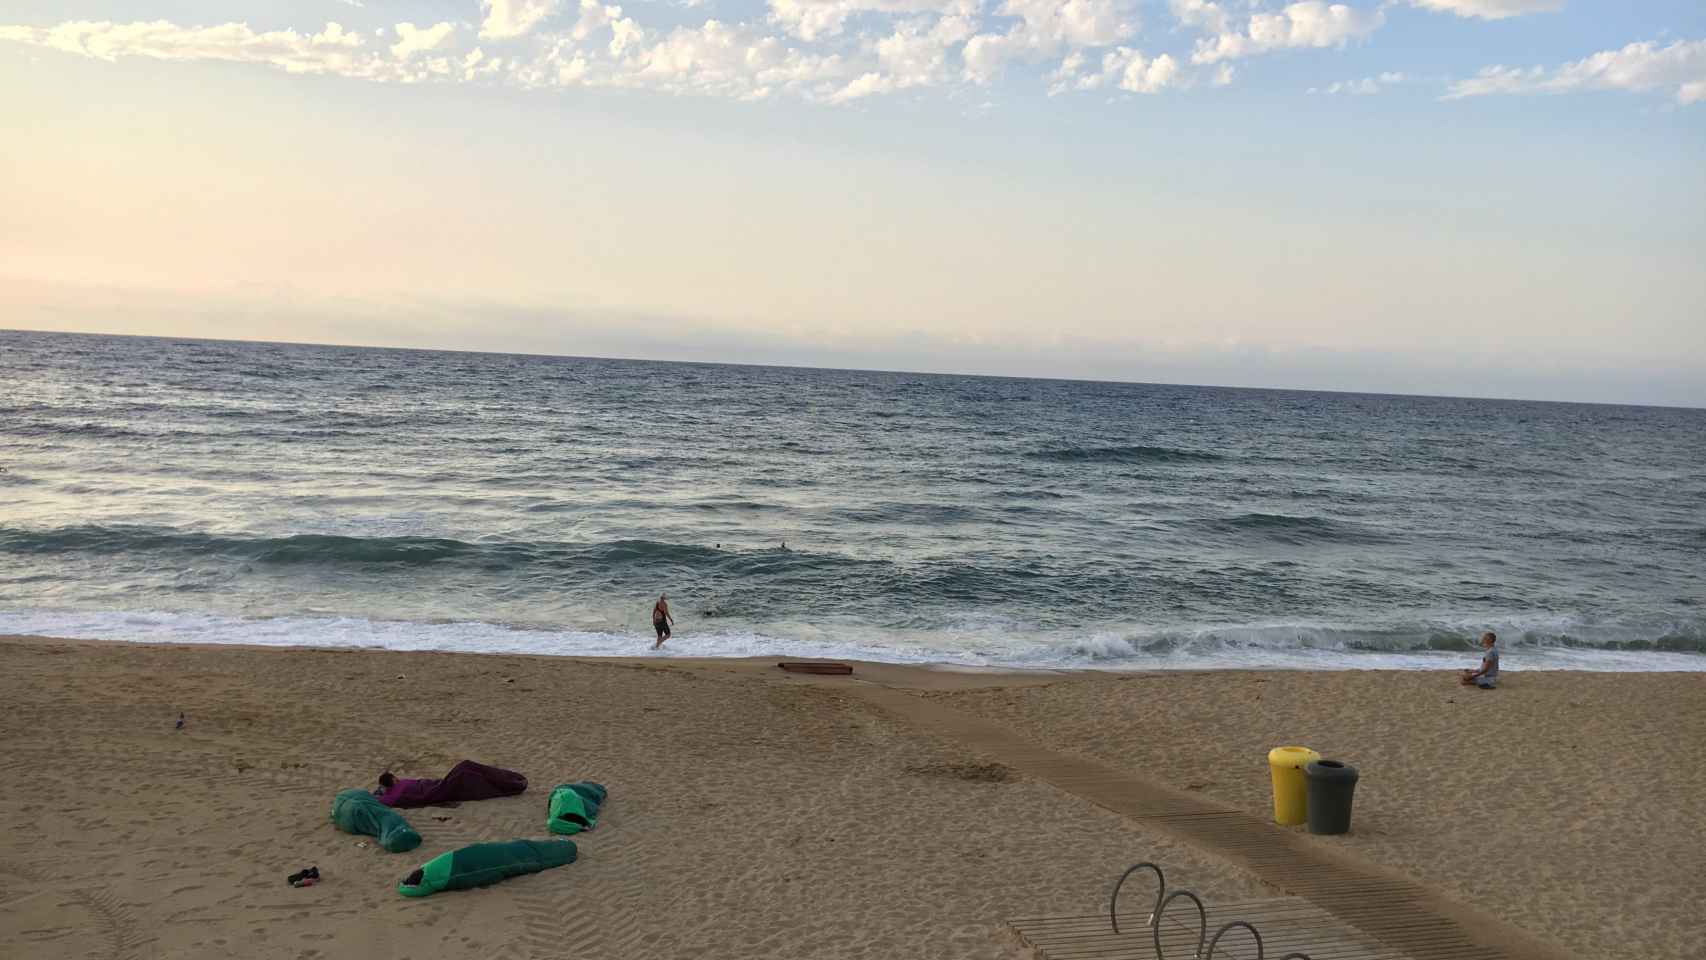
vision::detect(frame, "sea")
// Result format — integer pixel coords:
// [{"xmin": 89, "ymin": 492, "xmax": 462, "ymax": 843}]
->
[{"xmin": 2, "ymin": 329, "xmax": 1702, "ymax": 672}]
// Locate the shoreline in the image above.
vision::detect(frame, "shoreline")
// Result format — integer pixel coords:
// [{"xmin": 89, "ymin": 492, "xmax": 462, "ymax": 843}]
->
[
  {"xmin": 0, "ymin": 632, "xmax": 1093, "ymax": 690},
  {"xmin": 2, "ymin": 624, "xmax": 1702, "ymax": 674},
  {"xmin": 35, "ymin": 627, "xmax": 1695, "ymax": 682}
]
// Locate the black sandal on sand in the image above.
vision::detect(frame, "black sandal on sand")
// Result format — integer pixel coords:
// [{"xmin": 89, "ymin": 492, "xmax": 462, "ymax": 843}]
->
[{"xmin": 287, "ymin": 866, "xmax": 320, "ymax": 886}]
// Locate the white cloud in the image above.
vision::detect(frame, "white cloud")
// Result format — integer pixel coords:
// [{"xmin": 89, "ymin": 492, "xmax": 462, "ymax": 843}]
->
[
  {"xmin": 1170, "ymin": 0, "xmax": 1230, "ymax": 36},
  {"xmin": 831, "ymin": 70, "xmax": 894, "ymax": 100},
  {"xmin": 461, "ymin": 46, "xmax": 509, "ymax": 79},
  {"xmin": 553, "ymin": 18, "xmax": 852, "ymax": 100},
  {"xmin": 1184, "ymin": 1, "xmax": 1384, "ymax": 66},
  {"xmin": 766, "ymin": 0, "xmax": 842, "ymax": 42},
  {"xmin": 481, "ymin": 0, "xmax": 561, "ymax": 40},
  {"xmin": 569, "ymin": 0, "xmax": 615, "ymax": 41},
  {"xmin": 1043, "ymin": 50, "xmax": 1084, "ymax": 91},
  {"xmin": 767, "ymin": 0, "xmax": 974, "ymax": 42},
  {"xmin": 961, "ymin": 32, "xmax": 1020, "ymax": 83},
  {"xmin": 0, "ymin": 18, "xmax": 505, "ymax": 85},
  {"xmin": 1445, "ymin": 38, "xmax": 1706, "ymax": 105},
  {"xmin": 1102, "ymin": 47, "xmax": 1178, "ymax": 92},
  {"xmin": 1408, "ymin": 0, "xmax": 1561, "ymax": 20},
  {"xmin": 0, "ymin": 20, "xmax": 400, "ymax": 76},
  {"xmin": 962, "ymin": 0, "xmax": 1139, "ymax": 83},
  {"xmin": 0, "ymin": 0, "xmax": 1181, "ymax": 104},
  {"xmin": 1317, "ymin": 69, "xmax": 1403, "ymax": 94},
  {"xmin": 611, "ymin": 18, "xmax": 647, "ymax": 55},
  {"xmin": 1048, "ymin": 46, "xmax": 1177, "ymax": 93},
  {"xmin": 505, "ymin": 1, "xmax": 861, "ymax": 98},
  {"xmin": 648, "ymin": 24, "xmax": 834, "ymax": 96},
  {"xmin": 858, "ymin": 15, "xmax": 974, "ymax": 92},
  {"xmin": 391, "ymin": 21, "xmax": 456, "ymax": 59},
  {"xmin": 1007, "ymin": 0, "xmax": 1136, "ymax": 48},
  {"xmin": 525, "ymin": 4, "xmax": 980, "ymax": 103}
]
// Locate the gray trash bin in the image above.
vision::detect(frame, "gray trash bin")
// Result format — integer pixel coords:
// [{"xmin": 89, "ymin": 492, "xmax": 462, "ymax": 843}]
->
[{"xmin": 1304, "ymin": 760, "xmax": 1359, "ymax": 835}]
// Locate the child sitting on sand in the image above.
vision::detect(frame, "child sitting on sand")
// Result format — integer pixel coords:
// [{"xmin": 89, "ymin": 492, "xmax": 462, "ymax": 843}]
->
[{"xmin": 1459, "ymin": 631, "xmax": 1500, "ymax": 689}]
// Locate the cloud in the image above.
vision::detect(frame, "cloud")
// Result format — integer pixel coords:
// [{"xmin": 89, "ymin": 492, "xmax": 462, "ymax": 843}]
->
[
  {"xmin": 1316, "ymin": 69, "xmax": 1403, "ymax": 94},
  {"xmin": 481, "ymin": 0, "xmax": 857, "ymax": 99},
  {"xmin": 391, "ymin": 22, "xmax": 457, "ymax": 59},
  {"xmin": 539, "ymin": 18, "xmax": 853, "ymax": 100},
  {"xmin": 0, "ymin": 20, "xmax": 396, "ymax": 76},
  {"xmin": 767, "ymin": 0, "xmax": 973, "ymax": 42},
  {"xmin": 960, "ymin": 32, "xmax": 1019, "ymax": 83},
  {"xmin": 481, "ymin": 0, "xmax": 561, "ymax": 39},
  {"xmin": 461, "ymin": 46, "xmax": 509, "ymax": 79},
  {"xmin": 962, "ymin": 0, "xmax": 1140, "ymax": 83},
  {"xmin": 0, "ymin": 18, "xmax": 496, "ymax": 84},
  {"xmin": 1408, "ymin": 0, "xmax": 1562, "ymax": 19},
  {"xmin": 1004, "ymin": 0, "xmax": 1138, "ymax": 48},
  {"xmin": 1445, "ymin": 39, "xmax": 1706, "ymax": 105},
  {"xmin": 1170, "ymin": 0, "xmax": 1231, "ymax": 36},
  {"xmin": 828, "ymin": 15, "xmax": 975, "ymax": 99},
  {"xmin": 1182, "ymin": 1, "xmax": 1384, "ymax": 66},
  {"xmin": 1047, "ymin": 46, "xmax": 1178, "ymax": 94},
  {"xmin": 1106, "ymin": 48, "xmax": 1179, "ymax": 92},
  {"xmin": 1, "ymin": 0, "xmax": 1196, "ymax": 104}
]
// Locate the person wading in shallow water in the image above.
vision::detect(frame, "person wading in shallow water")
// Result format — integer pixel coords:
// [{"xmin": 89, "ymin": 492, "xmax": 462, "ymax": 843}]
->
[{"xmin": 652, "ymin": 594, "xmax": 674, "ymax": 650}]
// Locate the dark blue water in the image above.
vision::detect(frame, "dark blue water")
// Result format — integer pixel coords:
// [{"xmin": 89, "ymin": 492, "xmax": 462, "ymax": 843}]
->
[{"xmin": 2, "ymin": 329, "xmax": 1702, "ymax": 669}]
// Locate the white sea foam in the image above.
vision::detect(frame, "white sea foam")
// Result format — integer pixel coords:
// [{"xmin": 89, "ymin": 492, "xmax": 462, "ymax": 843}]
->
[{"xmin": 2, "ymin": 608, "xmax": 1701, "ymax": 672}]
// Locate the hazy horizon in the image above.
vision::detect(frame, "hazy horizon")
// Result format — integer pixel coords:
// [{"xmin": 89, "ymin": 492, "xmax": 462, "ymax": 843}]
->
[
  {"xmin": 7, "ymin": 325, "xmax": 1701, "ymax": 410},
  {"xmin": 4, "ymin": 1, "xmax": 1702, "ymax": 406}
]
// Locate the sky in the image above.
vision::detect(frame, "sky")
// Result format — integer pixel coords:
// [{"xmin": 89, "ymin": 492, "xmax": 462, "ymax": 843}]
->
[{"xmin": 2, "ymin": 1, "xmax": 1703, "ymax": 406}]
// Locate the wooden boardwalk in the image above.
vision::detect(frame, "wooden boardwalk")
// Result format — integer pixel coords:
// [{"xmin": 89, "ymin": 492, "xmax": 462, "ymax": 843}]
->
[
  {"xmin": 1013, "ymin": 895, "xmax": 1396, "ymax": 960},
  {"xmin": 841, "ymin": 683, "xmax": 1568, "ymax": 960}
]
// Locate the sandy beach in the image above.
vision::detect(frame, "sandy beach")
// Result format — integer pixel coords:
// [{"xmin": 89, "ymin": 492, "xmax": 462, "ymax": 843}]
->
[
  {"xmin": 1, "ymin": 635, "xmax": 1700, "ymax": 960},
  {"xmin": 934, "ymin": 669, "xmax": 1706, "ymax": 960}
]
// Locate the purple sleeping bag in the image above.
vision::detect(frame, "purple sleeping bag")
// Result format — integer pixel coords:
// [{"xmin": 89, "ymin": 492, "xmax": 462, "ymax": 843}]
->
[{"xmin": 377, "ymin": 760, "xmax": 528, "ymax": 808}]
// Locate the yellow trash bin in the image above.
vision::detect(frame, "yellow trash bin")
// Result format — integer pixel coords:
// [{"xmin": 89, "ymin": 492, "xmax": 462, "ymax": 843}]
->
[{"xmin": 1267, "ymin": 746, "xmax": 1320, "ymax": 826}]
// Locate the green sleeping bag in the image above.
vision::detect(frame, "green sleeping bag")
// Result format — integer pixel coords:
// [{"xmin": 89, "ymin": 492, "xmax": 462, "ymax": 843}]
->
[
  {"xmin": 547, "ymin": 781, "xmax": 608, "ymax": 835},
  {"xmin": 398, "ymin": 839, "xmax": 577, "ymax": 898},
  {"xmin": 331, "ymin": 789, "xmax": 422, "ymax": 852}
]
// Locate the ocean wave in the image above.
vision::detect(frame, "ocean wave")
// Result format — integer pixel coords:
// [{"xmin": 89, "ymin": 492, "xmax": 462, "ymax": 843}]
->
[
  {"xmin": 1025, "ymin": 445, "xmax": 1224, "ymax": 465},
  {"xmin": 1046, "ymin": 619, "xmax": 1706, "ymax": 660},
  {"xmin": 1189, "ymin": 513, "xmax": 1393, "ymax": 545},
  {"xmin": 688, "ymin": 498, "xmax": 778, "ymax": 513},
  {"xmin": 0, "ymin": 420, "xmax": 229, "ymax": 442},
  {"xmin": 831, "ymin": 502, "xmax": 979, "ymax": 524},
  {"xmin": 0, "ymin": 526, "xmax": 479, "ymax": 565},
  {"xmin": 0, "ymin": 525, "xmax": 853, "ymax": 574},
  {"xmin": 2, "ymin": 421, "xmax": 148, "ymax": 440}
]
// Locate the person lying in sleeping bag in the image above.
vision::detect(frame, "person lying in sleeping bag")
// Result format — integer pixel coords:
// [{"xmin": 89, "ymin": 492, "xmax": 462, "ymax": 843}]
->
[
  {"xmin": 374, "ymin": 760, "xmax": 528, "ymax": 807},
  {"xmin": 547, "ymin": 781, "xmax": 608, "ymax": 835},
  {"xmin": 397, "ymin": 839, "xmax": 577, "ymax": 898},
  {"xmin": 331, "ymin": 789, "xmax": 421, "ymax": 852}
]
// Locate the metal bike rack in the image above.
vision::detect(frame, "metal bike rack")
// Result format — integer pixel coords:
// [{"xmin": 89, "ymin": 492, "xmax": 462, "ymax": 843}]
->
[
  {"xmin": 1015, "ymin": 853, "xmax": 1479, "ymax": 960},
  {"xmin": 1153, "ymin": 889, "xmax": 1209, "ymax": 960}
]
